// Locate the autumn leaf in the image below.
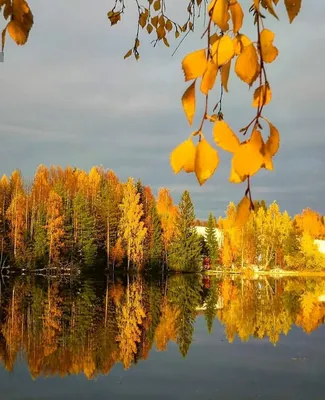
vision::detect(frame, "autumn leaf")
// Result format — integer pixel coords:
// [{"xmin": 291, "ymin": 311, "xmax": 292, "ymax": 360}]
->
[
  {"xmin": 208, "ymin": 0, "xmax": 230, "ymax": 31},
  {"xmin": 263, "ymin": 0, "xmax": 279, "ymax": 19},
  {"xmin": 230, "ymin": 0, "xmax": 244, "ymax": 34},
  {"xmin": 235, "ymin": 196, "xmax": 251, "ymax": 228},
  {"xmin": 170, "ymin": 138, "xmax": 196, "ymax": 174},
  {"xmin": 285, "ymin": 0, "xmax": 301, "ymax": 23},
  {"xmin": 229, "ymin": 160, "xmax": 246, "ymax": 183},
  {"xmin": 212, "ymin": 34, "xmax": 235, "ymax": 66},
  {"xmin": 200, "ymin": 60, "xmax": 218, "ymax": 95},
  {"xmin": 232, "ymin": 130, "xmax": 264, "ymax": 178},
  {"xmin": 182, "ymin": 49, "xmax": 207, "ymax": 81},
  {"xmin": 124, "ymin": 49, "xmax": 132, "ymax": 59},
  {"xmin": 260, "ymin": 29, "xmax": 278, "ymax": 63},
  {"xmin": 265, "ymin": 119, "xmax": 280, "ymax": 157},
  {"xmin": 235, "ymin": 43, "xmax": 260, "ymax": 86},
  {"xmin": 195, "ymin": 137, "xmax": 219, "ymax": 185},
  {"xmin": 221, "ymin": 59, "xmax": 231, "ymax": 92},
  {"xmin": 252, "ymin": 83, "xmax": 272, "ymax": 108},
  {"xmin": 233, "ymin": 34, "xmax": 252, "ymax": 55},
  {"xmin": 213, "ymin": 120, "xmax": 240, "ymax": 153},
  {"xmin": 181, "ymin": 80, "xmax": 196, "ymax": 125},
  {"xmin": 108, "ymin": 11, "xmax": 121, "ymax": 25},
  {"xmin": 7, "ymin": 20, "xmax": 28, "ymax": 45}
]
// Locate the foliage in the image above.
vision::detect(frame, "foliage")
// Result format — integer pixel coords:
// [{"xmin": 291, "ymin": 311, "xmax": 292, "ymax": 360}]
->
[
  {"xmin": 168, "ymin": 190, "xmax": 201, "ymax": 272},
  {"xmin": 205, "ymin": 211, "xmax": 218, "ymax": 267}
]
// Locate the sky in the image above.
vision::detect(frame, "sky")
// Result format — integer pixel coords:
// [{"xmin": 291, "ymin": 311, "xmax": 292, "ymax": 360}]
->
[{"xmin": 1, "ymin": 0, "xmax": 324, "ymax": 219}]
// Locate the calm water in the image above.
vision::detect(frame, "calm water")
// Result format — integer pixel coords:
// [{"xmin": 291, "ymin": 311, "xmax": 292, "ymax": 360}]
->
[{"xmin": 0, "ymin": 273, "xmax": 325, "ymax": 400}]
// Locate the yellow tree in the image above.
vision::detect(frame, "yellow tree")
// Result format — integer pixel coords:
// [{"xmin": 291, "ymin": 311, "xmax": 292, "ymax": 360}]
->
[
  {"xmin": 294, "ymin": 208, "xmax": 325, "ymax": 239},
  {"xmin": 6, "ymin": 190, "xmax": 27, "ymax": 259},
  {"xmin": 156, "ymin": 188, "xmax": 178, "ymax": 262},
  {"xmin": 46, "ymin": 190, "xmax": 65, "ymax": 264},
  {"xmin": 118, "ymin": 178, "xmax": 147, "ymax": 270}
]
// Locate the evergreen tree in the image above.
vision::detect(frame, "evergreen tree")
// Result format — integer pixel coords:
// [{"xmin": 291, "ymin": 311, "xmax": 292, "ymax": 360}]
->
[
  {"xmin": 73, "ymin": 193, "xmax": 97, "ymax": 265},
  {"xmin": 33, "ymin": 205, "xmax": 48, "ymax": 263},
  {"xmin": 206, "ymin": 212, "xmax": 218, "ymax": 268},
  {"xmin": 149, "ymin": 201, "xmax": 164, "ymax": 269},
  {"xmin": 168, "ymin": 190, "xmax": 201, "ymax": 272}
]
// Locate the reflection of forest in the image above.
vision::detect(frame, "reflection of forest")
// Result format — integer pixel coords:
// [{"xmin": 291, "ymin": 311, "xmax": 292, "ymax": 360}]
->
[{"xmin": 0, "ymin": 274, "xmax": 325, "ymax": 379}]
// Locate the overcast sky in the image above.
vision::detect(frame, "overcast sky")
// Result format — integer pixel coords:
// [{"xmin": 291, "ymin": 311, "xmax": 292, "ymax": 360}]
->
[{"xmin": 1, "ymin": 1, "xmax": 324, "ymax": 219}]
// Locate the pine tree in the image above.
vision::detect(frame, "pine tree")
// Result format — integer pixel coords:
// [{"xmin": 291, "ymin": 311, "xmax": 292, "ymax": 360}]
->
[
  {"xmin": 206, "ymin": 212, "xmax": 218, "ymax": 268},
  {"xmin": 73, "ymin": 193, "xmax": 97, "ymax": 265},
  {"xmin": 149, "ymin": 201, "xmax": 164, "ymax": 269},
  {"xmin": 168, "ymin": 191, "xmax": 201, "ymax": 272}
]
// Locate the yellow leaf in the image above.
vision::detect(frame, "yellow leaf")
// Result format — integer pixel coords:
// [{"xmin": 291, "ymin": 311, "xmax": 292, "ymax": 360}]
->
[
  {"xmin": 252, "ymin": 83, "xmax": 272, "ymax": 108},
  {"xmin": 7, "ymin": 20, "xmax": 28, "ymax": 45},
  {"xmin": 209, "ymin": 33, "xmax": 219, "ymax": 46},
  {"xmin": 262, "ymin": 0, "xmax": 279, "ymax": 19},
  {"xmin": 212, "ymin": 34, "xmax": 235, "ymax": 66},
  {"xmin": 208, "ymin": 0, "xmax": 230, "ymax": 31},
  {"xmin": 229, "ymin": 160, "xmax": 246, "ymax": 183},
  {"xmin": 147, "ymin": 24, "xmax": 153, "ymax": 34},
  {"xmin": 182, "ymin": 81, "xmax": 196, "ymax": 125},
  {"xmin": 285, "ymin": 0, "xmax": 301, "ymax": 23},
  {"xmin": 235, "ymin": 43, "xmax": 260, "ymax": 85},
  {"xmin": 232, "ymin": 130, "xmax": 264, "ymax": 177},
  {"xmin": 221, "ymin": 59, "xmax": 231, "ymax": 92},
  {"xmin": 253, "ymin": 0, "xmax": 260, "ymax": 10},
  {"xmin": 139, "ymin": 13, "xmax": 147, "ymax": 28},
  {"xmin": 12, "ymin": 0, "xmax": 33, "ymax": 31},
  {"xmin": 195, "ymin": 138, "xmax": 219, "ymax": 185},
  {"xmin": 124, "ymin": 49, "xmax": 132, "ymax": 59},
  {"xmin": 108, "ymin": 11, "xmax": 121, "ymax": 25},
  {"xmin": 153, "ymin": 0, "xmax": 161, "ymax": 11},
  {"xmin": 260, "ymin": 29, "xmax": 278, "ymax": 64},
  {"xmin": 157, "ymin": 25, "xmax": 166, "ymax": 39},
  {"xmin": 200, "ymin": 61, "xmax": 218, "ymax": 95},
  {"xmin": 166, "ymin": 19, "xmax": 173, "ymax": 32},
  {"xmin": 235, "ymin": 196, "xmax": 251, "ymax": 228},
  {"xmin": 163, "ymin": 37, "xmax": 170, "ymax": 47},
  {"xmin": 265, "ymin": 120, "xmax": 280, "ymax": 157},
  {"xmin": 170, "ymin": 139, "xmax": 196, "ymax": 174},
  {"xmin": 230, "ymin": 0, "xmax": 244, "ymax": 34},
  {"xmin": 182, "ymin": 49, "xmax": 207, "ymax": 81},
  {"xmin": 213, "ymin": 120, "xmax": 240, "ymax": 153},
  {"xmin": 151, "ymin": 16, "xmax": 158, "ymax": 27},
  {"xmin": 233, "ymin": 34, "xmax": 251, "ymax": 55}
]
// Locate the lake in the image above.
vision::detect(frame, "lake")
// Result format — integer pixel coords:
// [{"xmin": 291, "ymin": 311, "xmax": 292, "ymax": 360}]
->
[{"xmin": 0, "ymin": 273, "xmax": 325, "ymax": 400}]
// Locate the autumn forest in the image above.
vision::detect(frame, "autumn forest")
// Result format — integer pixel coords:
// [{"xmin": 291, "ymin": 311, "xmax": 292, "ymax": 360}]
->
[{"xmin": 0, "ymin": 165, "xmax": 324, "ymax": 274}]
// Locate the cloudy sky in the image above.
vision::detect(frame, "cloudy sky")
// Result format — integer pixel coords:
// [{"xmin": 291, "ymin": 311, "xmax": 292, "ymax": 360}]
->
[{"xmin": 1, "ymin": 0, "xmax": 324, "ymax": 219}]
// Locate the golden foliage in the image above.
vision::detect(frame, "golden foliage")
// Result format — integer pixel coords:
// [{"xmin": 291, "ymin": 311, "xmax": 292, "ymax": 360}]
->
[
  {"xmin": 252, "ymin": 84, "xmax": 272, "ymax": 108},
  {"xmin": 285, "ymin": 0, "xmax": 302, "ymax": 23},
  {"xmin": 213, "ymin": 119, "xmax": 240, "ymax": 153},
  {"xmin": 235, "ymin": 43, "xmax": 260, "ymax": 85},
  {"xmin": 194, "ymin": 137, "xmax": 219, "ymax": 186},
  {"xmin": 229, "ymin": 1, "xmax": 244, "ymax": 34},
  {"xmin": 182, "ymin": 49, "xmax": 207, "ymax": 81},
  {"xmin": 181, "ymin": 81, "xmax": 196, "ymax": 125},
  {"xmin": 170, "ymin": 138, "xmax": 196, "ymax": 174},
  {"xmin": 260, "ymin": 29, "xmax": 278, "ymax": 64}
]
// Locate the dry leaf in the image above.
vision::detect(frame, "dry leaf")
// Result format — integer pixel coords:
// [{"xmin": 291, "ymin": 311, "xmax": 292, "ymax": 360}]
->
[{"xmin": 285, "ymin": 0, "xmax": 301, "ymax": 23}]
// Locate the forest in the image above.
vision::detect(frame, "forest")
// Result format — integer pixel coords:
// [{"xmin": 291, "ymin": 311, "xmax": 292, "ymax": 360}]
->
[
  {"xmin": 0, "ymin": 273, "xmax": 324, "ymax": 378},
  {"xmin": 0, "ymin": 165, "xmax": 324, "ymax": 274}
]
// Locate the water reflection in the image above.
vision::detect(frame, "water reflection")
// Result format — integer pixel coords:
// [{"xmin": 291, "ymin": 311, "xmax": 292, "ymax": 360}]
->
[{"xmin": 0, "ymin": 273, "xmax": 325, "ymax": 379}]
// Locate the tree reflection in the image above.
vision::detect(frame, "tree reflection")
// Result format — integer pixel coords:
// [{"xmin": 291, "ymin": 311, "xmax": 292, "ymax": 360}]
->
[{"xmin": 0, "ymin": 274, "xmax": 325, "ymax": 379}]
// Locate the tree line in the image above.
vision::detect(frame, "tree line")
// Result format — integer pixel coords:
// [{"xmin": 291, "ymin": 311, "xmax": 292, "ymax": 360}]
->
[{"xmin": 0, "ymin": 165, "xmax": 324, "ymax": 273}]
